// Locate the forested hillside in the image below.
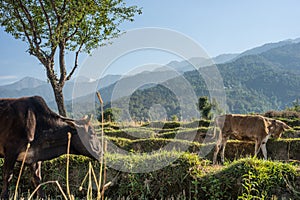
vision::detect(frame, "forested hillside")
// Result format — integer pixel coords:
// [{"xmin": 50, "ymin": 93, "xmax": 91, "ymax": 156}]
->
[{"xmin": 120, "ymin": 42, "xmax": 300, "ymax": 120}]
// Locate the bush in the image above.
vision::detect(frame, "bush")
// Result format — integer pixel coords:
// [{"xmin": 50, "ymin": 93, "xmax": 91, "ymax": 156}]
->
[
  {"xmin": 0, "ymin": 153, "xmax": 206, "ymax": 199},
  {"xmin": 264, "ymin": 110, "xmax": 300, "ymax": 119},
  {"xmin": 105, "ymin": 152, "xmax": 206, "ymax": 199},
  {"xmin": 199, "ymin": 158, "xmax": 299, "ymax": 199},
  {"xmin": 0, "ymin": 156, "xmax": 97, "ymax": 199},
  {"xmin": 1, "ymin": 154, "xmax": 299, "ymax": 199},
  {"xmin": 98, "ymin": 108, "xmax": 122, "ymax": 122}
]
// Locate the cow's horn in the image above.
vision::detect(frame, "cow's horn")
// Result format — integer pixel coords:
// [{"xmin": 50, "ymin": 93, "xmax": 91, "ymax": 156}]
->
[{"xmin": 59, "ymin": 115, "xmax": 75, "ymax": 122}]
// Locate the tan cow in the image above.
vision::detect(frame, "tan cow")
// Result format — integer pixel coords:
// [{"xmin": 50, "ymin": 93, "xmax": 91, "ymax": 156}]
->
[{"xmin": 212, "ymin": 114, "xmax": 291, "ymax": 164}]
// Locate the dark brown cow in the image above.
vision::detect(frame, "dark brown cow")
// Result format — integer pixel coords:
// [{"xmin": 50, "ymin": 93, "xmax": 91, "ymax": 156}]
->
[
  {"xmin": 213, "ymin": 114, "xmax": 291, "ymax": 164},
  {"xmin": 0, "ymin": 96, "xmax": 101, "ymax": 199}
]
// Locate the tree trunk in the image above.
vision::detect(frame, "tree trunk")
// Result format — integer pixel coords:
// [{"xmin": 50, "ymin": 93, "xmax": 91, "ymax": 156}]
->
[
  {"xmin": 45, "ymin": 61, "xmax": 67, "ymax": 117},
  {"xmin": 53, "ymin": 85, "xmax": 67, "ymax": 117}
]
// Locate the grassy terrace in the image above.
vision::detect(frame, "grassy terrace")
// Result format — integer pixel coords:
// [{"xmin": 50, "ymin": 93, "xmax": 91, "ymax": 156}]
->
[{"xmin": 1, "ymin": 119, "xmax": 300, "ymax": 199}]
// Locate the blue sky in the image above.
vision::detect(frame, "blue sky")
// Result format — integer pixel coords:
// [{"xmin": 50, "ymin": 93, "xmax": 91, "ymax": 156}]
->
[{"xmin": 1, "ymin": 0, "xmax": 300, "ymax": 85}]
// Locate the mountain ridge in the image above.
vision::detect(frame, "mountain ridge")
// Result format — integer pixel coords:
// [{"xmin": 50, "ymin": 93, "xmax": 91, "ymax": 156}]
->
[{"xmin": 1, "ymin": 38, "xmax": 300, "ymax": 115}]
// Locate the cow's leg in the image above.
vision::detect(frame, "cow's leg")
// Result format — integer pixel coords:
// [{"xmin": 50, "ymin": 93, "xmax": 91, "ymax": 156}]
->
[
  {"xmin": 213, "ymin": 130, "xmax": 222, "ymax": 165},
  {"xmin": 261, "ymin": 143, "xmax": 267, "ymax": 160},
  {"xmin": 1, "ymin": 154, "xmax": 18, "ymax": 199},
  {"xmin": 213, "ymin": 143, "xmax": 220, "ymax": 165},
  {"xmin": 260, "ymin": 135, "xmax": 271, "ymax": 160},
  {"xmin": 254, "ymin": 139, "xmax": 262, "ymax": 157},
  {"xmin": 254, "ymin": 140, "xmax": 259, "ymax": 157},
  {"xmin": 30, "ymin": 161, "xmax": 44, "ymax": 198},
  {"xmin": 220, "ymin": 137, "xmax": 228, "ymax": 164}
]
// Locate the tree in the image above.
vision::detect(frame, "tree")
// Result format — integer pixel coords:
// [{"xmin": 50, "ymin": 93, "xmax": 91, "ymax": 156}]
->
[
  {"xmin": 0, "ymin": 0, "xmax": 141, "ymax": 116},
  {"xmin": 98, "ymin": 107, "xmax": 121, "ymax": 122},
  {"xmin": 197, "ymin": 96, "xmax": 223, "ymax": 119},
  {"xmin": 286, "ymin": 98, "xmax": 300, "ymax": 112},
  {"xmin": 198, "ymin": 96, "xmax": 212, "ymax": 119}
]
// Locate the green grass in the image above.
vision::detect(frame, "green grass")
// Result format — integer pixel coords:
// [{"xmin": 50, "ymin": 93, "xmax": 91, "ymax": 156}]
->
[
  {"xmin": 2, "ymin": 117, "xmax": 300, "ymax": 199},
  {"xmin": 1, "ymin": 152, "xmax": 300, "ymax": 199}
]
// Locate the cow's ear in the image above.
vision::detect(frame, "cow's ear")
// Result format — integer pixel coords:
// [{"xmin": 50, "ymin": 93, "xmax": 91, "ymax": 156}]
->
[
  {"xmin": 83, "ymin": 115, "xmax": 88, "ymax": 120},
  {"xmin": 26, "ymin": 109, "xmax": 36, "ymax": 142},
  {"xmin": 88, "ymin": 114, "xmax": 93, "ymax": 122},
  {"xmin": 283, "ymin": 123, "xmax": 291, "ymax": 130},
  {"xmin": 83, "ymin": 114, "xmax": 93, "ymax": 123},
  {"xmin": 267, "ymin": 120, "xmax": 276, "ymax": 130}
]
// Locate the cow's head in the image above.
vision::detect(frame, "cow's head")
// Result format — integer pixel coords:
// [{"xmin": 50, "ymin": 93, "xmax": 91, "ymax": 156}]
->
[
  {"xmin": 66, "ymin": 115, "xmax": 101, "ymax": 161},
  {"xmin": 268, "ymin": 119, "xmax": 291, "ymax": 138}
]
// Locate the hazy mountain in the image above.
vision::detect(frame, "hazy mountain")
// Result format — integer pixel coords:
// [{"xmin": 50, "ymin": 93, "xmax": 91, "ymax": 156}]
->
[
  {"xmin": 66, "ymin": 70, "xmax": 181, "ymax": 113},
  {"xmin": 236, "ymin": 38, "xmax": 300, "ymax": 59},
  {"xmin": 158, "ymin": 54, "xmax": 239, "ymax": 74},
  {"xmin": 259, "ymin": 42, "xmax": 300, "ymax": 72},
  {"xmin": 217, "ymin": 54, "xmax": 300, "ymax": 113},
  {"xmin": 0, "ymin": 74, "xmax": 121, "ymax": 111},
  {"xmin": 0, "ymin": 77, "xmax": 53, "ymax": 100},
  {"xmin": 2, "ymin": 38, "xmax": 300, "ymax": 116},
  {"xmin": 213, "ymin": 53, "xmax": 239, "ymax": 64},
  {"xmin": 0, "ymin": 76, "xmax": 46, "ymax": 91},
  {"xmin": 161, "ymin": 57, "xmax": 209, "ymax": 73},
  {"xmin": 112, "ymin": 40, "xmax": 300, "ymax": 120}
]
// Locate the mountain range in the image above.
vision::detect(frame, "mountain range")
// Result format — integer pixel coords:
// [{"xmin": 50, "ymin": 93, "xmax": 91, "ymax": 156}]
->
[{"xmin": 1, "ymin": 38, "xmax": 300, "ymax": 117}]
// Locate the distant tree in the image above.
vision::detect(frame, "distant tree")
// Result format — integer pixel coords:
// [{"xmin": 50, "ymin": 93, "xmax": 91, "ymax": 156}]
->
[
  {"xmin": 0, "ymin": 0, "xmax": 141, "ymax": 116},
  {"xmin": 171, "ymin": 115, "xmax": 179, "ymax": 121},
  {"xmin": 99, "ymin": 108, "xmax": 122, "ymax": 122},
  {"xmin": 286, "ymin": 98, "xmax": 300, "ymax": 112},
  {"xmin": 198, "ymin": 96, "xmax": 212, "ymax": 119},
  {"xmin": 198, "ymin": 96, "xmax": 223, "ymax": 119}
]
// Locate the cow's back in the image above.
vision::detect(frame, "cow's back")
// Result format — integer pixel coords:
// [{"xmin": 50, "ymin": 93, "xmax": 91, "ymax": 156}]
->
[
  {"xmin": 0, "ymin": 96, "xmax": 63, "ymax": 151},
  {"xmin": 230, "ymin": 115, "xmax": 266, "ymax": 132},
  {"xmin": 216, "ymin": 114, "xmax": 269, "ymax": 140}
]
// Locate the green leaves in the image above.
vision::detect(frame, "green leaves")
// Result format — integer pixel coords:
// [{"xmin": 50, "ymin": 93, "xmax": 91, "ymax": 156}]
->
[
  {"xmin": 0, "ymin": 0, "xmax": 141, "ymax": 115},
  {"xmin": 0, "ymin": 0, "xmax": 141, "ymax": 60}
]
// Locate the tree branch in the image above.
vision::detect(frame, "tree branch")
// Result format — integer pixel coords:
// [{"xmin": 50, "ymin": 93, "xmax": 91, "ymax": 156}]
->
[
  {"xmin": 65, "ymin": 14, "xmax": 86, "ymax": 41},
  {"xmin": 62, "ymin": 0, "xmax": 67, "ymax": 12},
  {"xmin": 16, "ymin": 0, "xmax": 53, "ymax": 60},
  {"xmin": 12, "ymin": 2, "xmax": 48, "ymax": 67},
  {"xmin": 50, "ymin": 0, "xmax": 59, "ymax": 18},
  {"xmin": 38, "ymin": 0, "xmax": 53, "ymax": 39},
  {"xmin": 17, "ymin": 0, "xmax": 41, "ymax": 46},
  {"xmin": 66, "ymin": 42, "xmax": 84, "ymax": 81},
  {"xmin": 38, "ymin": 0, "xmax": 57, "ymax": 60},
  {"xmin": 12, "ymin": 6, "xmax": 34, "ymax": 52}
]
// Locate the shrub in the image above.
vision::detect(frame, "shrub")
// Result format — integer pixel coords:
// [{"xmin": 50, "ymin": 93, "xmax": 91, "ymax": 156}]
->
[
  {"xmin": 199, "ymin": 158, "xmax": 299, "ymax": 199},
  {"xmin": 98, "ymin": 108, "xmax": 122, "ymax": 122},
  {"xmin": 1, "ymin": 155, "xmax": 299, "ymax": 199},
  {"xmin": 264, "ymin": 110, "xmax": 300, "ymax": 119},
  {"xmin": 105, "ymin": 152, "xmax": 206, "ymax": 199}
]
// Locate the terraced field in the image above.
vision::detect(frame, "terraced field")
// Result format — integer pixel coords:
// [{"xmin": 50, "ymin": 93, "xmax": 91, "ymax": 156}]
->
[{"xmin": 1, "ymin": 117, "xmax": 300, "ymax": 199}]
